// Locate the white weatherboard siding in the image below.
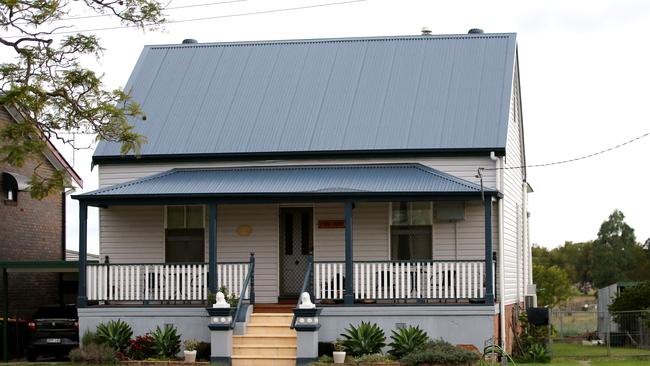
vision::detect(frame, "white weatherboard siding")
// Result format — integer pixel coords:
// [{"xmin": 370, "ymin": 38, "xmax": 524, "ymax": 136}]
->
[
  {"xmin": 99, "ymin": 206, "xmax": 164, "ymax": 263},
  {"xmin": 215, "ymin": 204, "xmax": 278, "ymax": 303},
  {"xmin": 96, "ymin": 156, "xmax": 497, "ymax": 189},
  {"xmin": 501, "ymin": 69, "xmax": 527, "ymax": 305}
]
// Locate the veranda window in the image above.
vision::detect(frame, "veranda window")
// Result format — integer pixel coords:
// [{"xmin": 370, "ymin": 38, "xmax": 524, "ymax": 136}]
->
[
  {"xmin": 390, "ymin": 202, "xmax": 433, "ymax": 260},
  {"xmin": 165, "ymin": 205, "xmax": 205, "ymax": 263}
]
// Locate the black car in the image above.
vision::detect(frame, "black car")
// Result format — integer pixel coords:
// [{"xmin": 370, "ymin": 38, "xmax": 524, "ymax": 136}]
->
[{"xmin": 26, "ymin": 305, "xmax": 79, "ymax": 361}]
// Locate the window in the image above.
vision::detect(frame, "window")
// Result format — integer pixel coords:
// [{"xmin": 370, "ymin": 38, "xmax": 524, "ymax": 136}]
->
[
  {"xmin": 390, "ymin": 202, "xmax": 432, "ymax": 260},
  {"xmin": 165, "ymin": 206, "xmax": 205, "ymax": 263}
]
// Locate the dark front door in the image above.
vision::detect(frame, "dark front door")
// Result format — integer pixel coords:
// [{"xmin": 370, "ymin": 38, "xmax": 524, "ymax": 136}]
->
[{"xmin": 279, "ymin": 207, "xmax": 313, "ymax": 298}]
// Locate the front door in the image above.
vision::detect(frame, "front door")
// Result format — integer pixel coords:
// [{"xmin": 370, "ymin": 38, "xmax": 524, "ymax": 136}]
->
[{"xmin": 279, "ymin": 207, "xmax": 313, "ymax": 298}]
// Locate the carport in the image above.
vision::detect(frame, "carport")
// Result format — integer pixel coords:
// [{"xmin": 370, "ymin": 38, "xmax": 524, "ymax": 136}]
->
[{"xmin": 1, "ymin": 261, "xmax": 80, "ymax": 362}]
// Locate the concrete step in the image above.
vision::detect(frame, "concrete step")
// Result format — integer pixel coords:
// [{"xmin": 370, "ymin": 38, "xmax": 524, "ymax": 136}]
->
[
  {"xmin": 231, "ymin": 356, "xmax": 296, "ymax": 366},
  {"xmin": 232, "ymin": 335, "xmax": 297, "ymax": 347},
  {"xmin": 232, "ymin": 345, "xmax": 297, "ymax": 357},
  {"xmin": 246, "ymin": 324, "xmax": 296, "ymax": 336},
  {"xmin": 249, "ymin": 313, "xmax": 293, "ymax": 325}
]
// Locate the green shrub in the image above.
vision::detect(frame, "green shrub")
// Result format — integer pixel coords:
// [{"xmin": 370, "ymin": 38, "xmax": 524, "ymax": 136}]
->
[
  {"xmin": 340, "ymin": 322, "xmax": 386, "ymax": 356},
  {"xmin": 388, "ymin": 325, "xmax": 429, "ymax": 359},
  {"xmin": 151, "ymin": 324, "xmax": 181, "ymax": 358},
  {"xmin": 81, "ymin": 330, "xmax": 99, "ymax": 347},
  {"xmin": 96, "ymin": 319, "xmax": 133, "ymax": 352},
  {"xmin": 354, "ymin": 353, "xmax": 395, "ymax": 363},
  {"xmin": 400, "ymin": 339, "xmax": 479, "ymax": 366},
  {"xmin": 183, "ymin": 338, "xmax": 201, "ymax": 351},
  {"xmin": 513, "ymin": 311, "xmax": 550, "ymax": 363},
  {"xmin": 513, "ymin": 343, "xmax": 550, "ymax": 364},
  {"xmin": 69, "ymin": 343, "xmax": 117, "ymax": 364}
]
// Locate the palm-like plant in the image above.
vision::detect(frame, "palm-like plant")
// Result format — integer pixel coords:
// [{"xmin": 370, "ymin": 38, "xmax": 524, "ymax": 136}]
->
[
  {"xmin": 340, "ymin": 322, "xmax": 386, "ymax": 356},
  {"xmin": 388, "ymin": 325, "xmax": 429, "ymax": 359},
  {"xmin": 151, "ymin": 324, "xmax": 181, "ymax": 358},
  {"xmin": 95, "ymin": 319, "xmax": 133, "ymax": 352}
]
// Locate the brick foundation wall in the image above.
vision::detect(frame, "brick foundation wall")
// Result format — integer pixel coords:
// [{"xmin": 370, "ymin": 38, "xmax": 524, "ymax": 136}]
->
[
  {"xmin": 496, "ymin": 302, "xmax": 524, "ymax": 354},
  {"xmin": 0, "ymin": 107, "xmax": 63, "ymax": 319}
]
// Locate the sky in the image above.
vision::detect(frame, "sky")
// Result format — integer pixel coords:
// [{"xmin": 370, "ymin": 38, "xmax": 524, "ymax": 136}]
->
[{"xmin": 5, "ymin": 0, "xmax": 649, "ymax": 254}]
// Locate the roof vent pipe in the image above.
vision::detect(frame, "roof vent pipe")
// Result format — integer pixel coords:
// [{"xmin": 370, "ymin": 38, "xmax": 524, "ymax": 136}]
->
[
  {"xmin": 421, "ymin": 27, "xmax": 432, "ymax": 35},
  {"xmin": 182, "ymin": 38, "xmax": 198, "ymax": 44},
  {"xmin": 468, "ymin": 28, "xmax": 484, "ymax": 34}
]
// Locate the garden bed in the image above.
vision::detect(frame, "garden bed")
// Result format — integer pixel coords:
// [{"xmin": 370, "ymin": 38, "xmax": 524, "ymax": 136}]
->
[{"xmin": 120, "ymin": 361, "xmax": 210, "ymax": 366}]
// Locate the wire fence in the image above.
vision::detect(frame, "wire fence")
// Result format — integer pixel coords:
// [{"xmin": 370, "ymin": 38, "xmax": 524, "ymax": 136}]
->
[{"xmin": 550, "ymin": 309, "xmax": 650, "ymax": 358}]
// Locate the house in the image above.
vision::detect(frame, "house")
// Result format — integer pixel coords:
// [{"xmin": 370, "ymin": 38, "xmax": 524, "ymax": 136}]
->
[
  {"xmin": 0, "ymin": 105, "xmax": 83, "ymax": 319},
  {"xmin": 73, "ymin": 30, "xmax": 534, "ymax": 364}
]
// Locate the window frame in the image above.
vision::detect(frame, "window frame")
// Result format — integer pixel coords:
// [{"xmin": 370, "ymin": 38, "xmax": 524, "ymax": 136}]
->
[
  {"xmin": 388, "ymin": 202, "xmax": 434, "ymax": 261},
  {"xmin": 163, "ymin": 205, "xmax": 206, "ymax": 263}
]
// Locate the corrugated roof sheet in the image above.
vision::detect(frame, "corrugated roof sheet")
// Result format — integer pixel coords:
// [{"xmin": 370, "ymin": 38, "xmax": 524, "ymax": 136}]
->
[
  {"xmin": 77, "ymin": 164, "xmax": 489, "ymax": 198},
  {"xmin": 94, "ymin": 33, "xmax": 517, "ymax": 159}
]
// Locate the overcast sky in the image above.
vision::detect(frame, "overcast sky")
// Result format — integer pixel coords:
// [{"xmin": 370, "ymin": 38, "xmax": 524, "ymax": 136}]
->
[{"xmin": 9, "ymin": 0, "xmax": 649, "ymax": 254}]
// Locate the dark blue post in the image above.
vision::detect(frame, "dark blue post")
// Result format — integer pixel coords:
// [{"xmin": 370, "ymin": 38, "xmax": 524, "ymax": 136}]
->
[
  {"xmin": 77, "ymin": 202, "xmax": 88, "ymax": 308},
  {"xmin": 3, "ymin": 268, "xmax": 8, "ymax": 362},
  {"xmin": 344, "ymin": 202, "xmax": 354, "ymax": 305},
  {"xmin": 484, "ymin": 196, "xmax": 494, "ymax": 304},
  {"xmin": 249, "ymin": 252, "xmax": 255, "ymax": 305},
  {"xmin": 208, "ymin": 203, "xmax": 218, "ymax": 294}
]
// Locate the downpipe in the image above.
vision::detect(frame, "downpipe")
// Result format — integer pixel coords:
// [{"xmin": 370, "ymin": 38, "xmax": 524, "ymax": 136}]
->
[{"xmin": 490, "ymin": 152, "xmax": 507, "ymax": 355}]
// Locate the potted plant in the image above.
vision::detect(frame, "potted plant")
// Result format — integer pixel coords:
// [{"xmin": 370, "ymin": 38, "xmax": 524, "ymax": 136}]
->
[
  {"xmin": 332, "ymin": 338, "xmax": 346, "ymax": 364},
  {"xmin": 183, "ymin": 339, "xmax": 200, "ymax": 363}
]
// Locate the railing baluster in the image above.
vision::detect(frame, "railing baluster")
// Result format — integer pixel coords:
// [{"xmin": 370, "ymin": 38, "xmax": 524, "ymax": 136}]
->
[{"xmin": 479, "ymin": 262, "xmax": 484, "ymax": 298}]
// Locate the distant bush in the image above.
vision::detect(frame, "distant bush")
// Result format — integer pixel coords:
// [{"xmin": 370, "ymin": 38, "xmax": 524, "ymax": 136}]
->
[
  {"xmin": 69, "ymin": 343, "xmax": 117, "ymax": 364},
  {"xmin": 400, "ymin": 339, "xmax": 479, "ymax": 366}
]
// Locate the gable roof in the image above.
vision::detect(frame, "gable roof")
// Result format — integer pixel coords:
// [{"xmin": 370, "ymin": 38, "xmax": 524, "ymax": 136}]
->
[
  {"xmin": 93, "ymin": 33, "xmax": 517, "ymax": 163},
  {"xmin": 74, "ymin": 163, "xmax": 496, "ymax": 204},
  {"xmin": 2, "ymin": 105, "xmax": 83, "ymax": 188}
]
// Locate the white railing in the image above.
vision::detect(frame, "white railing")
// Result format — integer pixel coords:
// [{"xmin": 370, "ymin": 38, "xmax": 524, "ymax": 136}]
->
[
  {"xmin": 314, "ymin": 260, "xmax": 485, "ymax": 301},
  {"xmin": 86, "ymin": 262, "xmax": 249, "ymax": 302}
]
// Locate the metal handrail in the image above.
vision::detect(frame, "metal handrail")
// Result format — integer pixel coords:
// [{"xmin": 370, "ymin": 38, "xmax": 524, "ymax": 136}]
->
[
  {"xmin": 290, "ymin": 255, "xmax": 313, "ymax": 329},
  {"xmin": 230, "ymin": 253, "xmax": 255, "ymax": 329}
]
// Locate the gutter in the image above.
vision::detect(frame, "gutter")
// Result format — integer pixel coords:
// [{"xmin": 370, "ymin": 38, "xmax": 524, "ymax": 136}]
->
[{"xmin": 490, "ymin": 151, "xmax": 507, "ymax": 352}]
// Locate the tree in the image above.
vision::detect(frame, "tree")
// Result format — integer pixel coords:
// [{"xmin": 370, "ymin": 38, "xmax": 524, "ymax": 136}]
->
[
  {"xmin": 532, "ymin": 241, "xmax": 593, "ymax": 292},
  {"xmin": 591, "ymin": 210, "xmax": 639, "ymax": 288},
  {"xmin": 609, "ymin": 281, "xmax": 650, "ymax": 313},
  {"xmin": 1, "ymin": 0, "xmax": 165, "ymax": 198},
  {"xmin": 533, "ymin": 264, "xmax": 573, "ymax": 307}
]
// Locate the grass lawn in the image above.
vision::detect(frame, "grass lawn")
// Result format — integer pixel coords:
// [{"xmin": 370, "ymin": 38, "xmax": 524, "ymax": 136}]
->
[{"xmin": 551, "ymin": 343, "xmax": 650, "ymax": 358}]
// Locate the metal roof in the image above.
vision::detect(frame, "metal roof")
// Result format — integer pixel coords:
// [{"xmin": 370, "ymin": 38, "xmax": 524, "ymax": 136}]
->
[
  {"xmin": 75, "ymin": 164, "xmax": 493, "ymax": 200},
  {"xmin": 93, "ymin": 33, "xmax": 517, "ymax": 161}
]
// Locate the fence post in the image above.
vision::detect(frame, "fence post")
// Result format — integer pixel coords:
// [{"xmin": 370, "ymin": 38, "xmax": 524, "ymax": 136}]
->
[
  {"xmin": 547, "ymin": 308, "xmax": 553, "ymax": 358},
  {"xmin": 606, "ymin": 311, "xmax": 611, "ymax": 357}
]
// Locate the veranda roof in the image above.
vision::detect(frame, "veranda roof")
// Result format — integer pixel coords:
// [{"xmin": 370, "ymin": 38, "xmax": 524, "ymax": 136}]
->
[{"xmin": 73, "ymin": 164, "xmax": 497, "ymax": 205}]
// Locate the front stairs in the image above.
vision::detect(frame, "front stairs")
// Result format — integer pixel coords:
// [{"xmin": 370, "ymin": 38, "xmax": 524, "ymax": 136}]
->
[{"xmin": 232, "ymin": 313, "xmax": 297, "ymax": 366}]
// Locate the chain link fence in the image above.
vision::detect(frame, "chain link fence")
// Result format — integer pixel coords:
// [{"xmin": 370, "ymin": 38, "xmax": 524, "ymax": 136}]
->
[{"xmin": 549, "ymin": 309, "xmax": 650, "ymax": 358}]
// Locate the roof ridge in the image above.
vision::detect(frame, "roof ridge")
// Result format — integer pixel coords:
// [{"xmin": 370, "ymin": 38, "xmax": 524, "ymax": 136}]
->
[{"xmin": 148, "ymin": 33, "xmax": 516, "ymax": 50}]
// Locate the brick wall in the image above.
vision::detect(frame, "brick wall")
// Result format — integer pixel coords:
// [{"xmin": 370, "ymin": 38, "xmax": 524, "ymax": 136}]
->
[{"xmin": 0, "ymin": 106, "xmax": 63, "ymax": 319}]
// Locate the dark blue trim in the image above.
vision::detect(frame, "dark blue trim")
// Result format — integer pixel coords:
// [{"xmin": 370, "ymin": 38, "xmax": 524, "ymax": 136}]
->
[
  {"xmin": 208, "ymin": 203, "xmax": 217, "ymax": 294},
  {"xmin": 344, "ymin": 202, "xmax": 354, "ymax": 305},
  {"xmin": 210, "ymin": 356, "xmax": 231, "ymax": 365},
  {"xmin": 92, "ymin": 148, "xmax": 507, "ymax": 166},
  {"xmin": 296, "ymin": 357, "xmax": 318, "ymax": 365},
  {"xmin": 77, "ymin": 202, "xmax": 88, "ymax": 308},
  {"xmin": 208, "ymin": 323, "xmax": 231, "ymax": 331},
  {"xmin": 484, "ymin": 196, "xmax": 494, "ymax": 305}
]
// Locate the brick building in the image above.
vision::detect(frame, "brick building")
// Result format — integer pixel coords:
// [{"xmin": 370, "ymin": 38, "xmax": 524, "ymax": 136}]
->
[{"xmin": 0, "ymin": 105, "xmax": 82, "ymax": 319}]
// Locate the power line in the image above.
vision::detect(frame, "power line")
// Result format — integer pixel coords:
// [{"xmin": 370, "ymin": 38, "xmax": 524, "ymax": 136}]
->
[
  {"xmin": 22, "ymin": 0, "xmax": 248, "ymax": 22},
  {"xmin": 2, "ymin": 0, "xmax": 367, "ymax": 38},
  {"xmin": 486, "ymin": 131, "xmax": 650, "ymax": 170}
]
